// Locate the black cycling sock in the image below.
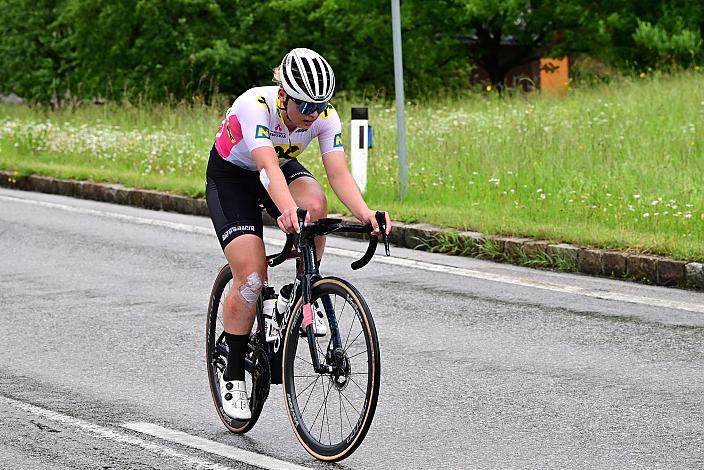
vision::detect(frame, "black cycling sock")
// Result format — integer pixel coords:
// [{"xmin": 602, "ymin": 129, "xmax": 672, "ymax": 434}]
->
[{"xmin": 223, "ymin": 332, "xmax": 249, "ymax": 381}]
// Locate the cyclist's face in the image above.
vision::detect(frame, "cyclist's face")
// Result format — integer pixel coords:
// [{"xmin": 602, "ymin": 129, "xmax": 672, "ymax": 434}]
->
[{"xmin": 279, "ymin": 89, "xmax": 320, "ymax": 129}]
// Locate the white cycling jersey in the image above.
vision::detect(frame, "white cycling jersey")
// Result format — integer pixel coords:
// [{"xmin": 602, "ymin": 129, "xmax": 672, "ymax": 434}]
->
[{"xmin": 214, "ymin": 86, "xmax": 344, "ymax": 171}]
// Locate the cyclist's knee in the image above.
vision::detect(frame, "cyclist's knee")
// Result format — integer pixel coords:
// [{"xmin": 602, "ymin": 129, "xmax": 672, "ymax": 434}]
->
[{"xmin": 305, "ymin": 195, "xmax": 327, "ymax": 221}]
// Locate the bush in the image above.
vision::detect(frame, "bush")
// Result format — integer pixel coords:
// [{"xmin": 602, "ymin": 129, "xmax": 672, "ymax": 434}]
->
[{"xmin": 633, "ymin": 20, "xmax": 703, "ymax": 69}]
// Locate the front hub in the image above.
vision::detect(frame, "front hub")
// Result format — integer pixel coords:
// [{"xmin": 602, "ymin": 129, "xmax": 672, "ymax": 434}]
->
[{"xmin": 328, "ymin": 348, "xmax": 351, "ymax": 391}]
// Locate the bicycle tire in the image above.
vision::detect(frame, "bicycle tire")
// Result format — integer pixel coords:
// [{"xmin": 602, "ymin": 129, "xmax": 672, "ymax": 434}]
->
[
  {"xmin": 206, "ymin": 264, "xmax": 267, "ymax": 434},
  {"xmin": 281, "ymin": 277, "xmax": 381, "ymax": 461}
]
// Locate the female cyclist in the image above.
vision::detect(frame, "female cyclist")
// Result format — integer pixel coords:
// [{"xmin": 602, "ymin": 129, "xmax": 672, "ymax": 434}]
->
[{"xmin": 205, "ymin": 48, "xmax": 392, "ymax": 420}]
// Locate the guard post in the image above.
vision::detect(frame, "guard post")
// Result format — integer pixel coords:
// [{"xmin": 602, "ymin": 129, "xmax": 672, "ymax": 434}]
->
[{"xmin": 350, "ymin": 107, "xmax": 369, "ymax": 194}]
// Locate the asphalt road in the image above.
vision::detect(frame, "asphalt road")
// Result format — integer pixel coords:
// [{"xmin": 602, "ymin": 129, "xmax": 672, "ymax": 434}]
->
[{"xmin": 1, "ymin": 186, "xmax": 703, "ymax": 469}]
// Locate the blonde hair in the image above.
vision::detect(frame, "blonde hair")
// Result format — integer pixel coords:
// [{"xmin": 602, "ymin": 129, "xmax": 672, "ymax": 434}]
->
[{"xmin": 272, "ymin": 66, "xmax": 282, "ymax": 85}]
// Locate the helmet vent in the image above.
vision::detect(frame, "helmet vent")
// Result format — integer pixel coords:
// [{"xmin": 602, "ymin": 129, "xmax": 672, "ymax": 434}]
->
[{"xmin": 279, "ymin": 48, "xmax": 335, "ymax": 103}]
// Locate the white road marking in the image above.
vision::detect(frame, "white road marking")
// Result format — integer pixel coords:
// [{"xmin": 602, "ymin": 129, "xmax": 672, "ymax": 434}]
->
[
  {"xmin": 0, "ymin": 395, "xmax": 232, "ymax": 470},
  {"xmin": 123, "ymin": 422, "xmax": 310, "ymax": 470},
  {"xmin": 0, "ymin": 194, "xmax": 212, "ymax": 235},
  {"xmin": 365, "ymin": 254, "xmax": 704, "ymax": 314},
  {"xmin": 3, "ymin": 192, "xmax": 703, "ymax": 314}
]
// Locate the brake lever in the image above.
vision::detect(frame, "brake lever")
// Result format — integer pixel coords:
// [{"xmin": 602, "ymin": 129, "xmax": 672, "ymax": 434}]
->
[
  {"xmin": 296, "ymin": 207, "xmax": 308, "ymax": 233},
  {"xmin": 375, "ymin": 211, "xmax": 390, "ymax": 256}
]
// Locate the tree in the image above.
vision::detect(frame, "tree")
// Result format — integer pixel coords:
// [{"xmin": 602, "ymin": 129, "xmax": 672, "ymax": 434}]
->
[
  {"xmin": 450, "ymin": 0, "xmax": 599, "ymax": 89},
  {"xmin": 0, "ymin": 0, "xmax": 63, "ymax": 103}
]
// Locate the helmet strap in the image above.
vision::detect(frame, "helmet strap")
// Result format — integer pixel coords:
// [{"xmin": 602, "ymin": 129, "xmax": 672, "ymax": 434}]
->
[{"xmin": 279, "ymin": 95, "xmax": 296, "ymax": 130}]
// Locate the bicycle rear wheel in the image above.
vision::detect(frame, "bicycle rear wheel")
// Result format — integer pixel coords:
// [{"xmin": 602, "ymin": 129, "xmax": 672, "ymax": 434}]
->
[
  {"xmin": 206, "ymin": 264, "xmax": 268, "ymax": 433},
  {"xmin": 281, "ymin": 277, "xmax": 381, "ymax": 461}
]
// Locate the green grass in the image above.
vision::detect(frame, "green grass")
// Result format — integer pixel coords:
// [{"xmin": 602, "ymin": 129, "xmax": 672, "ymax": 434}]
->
[{"xmin": 1, "ymin": 71, "xmax": 703, "ymax": 260}]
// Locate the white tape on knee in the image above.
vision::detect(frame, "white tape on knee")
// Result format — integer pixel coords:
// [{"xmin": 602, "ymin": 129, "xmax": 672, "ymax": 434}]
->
[{"xmin": 238, "ymin": 272, "xmax": 262, "ymax": 304}]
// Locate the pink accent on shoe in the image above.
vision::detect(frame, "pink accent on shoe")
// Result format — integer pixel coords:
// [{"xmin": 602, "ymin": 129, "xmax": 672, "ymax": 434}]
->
[{"xmin": 303, "ymin": 303, "xmax": 313, "ymax": 327}]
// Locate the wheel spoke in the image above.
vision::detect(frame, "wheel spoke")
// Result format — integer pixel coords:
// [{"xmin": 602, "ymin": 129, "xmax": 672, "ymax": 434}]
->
[
  {"xmin": 347, "ymin": 349, "xmax": 368, "ymax": 360},
  {"xmin": 343, "ymin": 308, "xmax": 358, "ymax": 350},
  {"xmin": 319, "ymin": 379, "xmax": 328, "ymax": 443},
  {"xmin": 314, "ymin": 336, "xmax": 326, "ymax": 359},
  {"xmin": 295, "ymin": 374, "xmax": 321, "ymax": 399},
  {"xmin": 348, "ymin": 376, "xmax": 367, "ymax": 395},
  {"xmin": 325, "ymin": 380, "xmax": 332, "ymax": 445},
  {"xmin": 341, "ymin": 391, "xmax": 354, "ymax": 433},
  {"xmin": 337, "ymin": 298, "xmax": 348, "ymax": 330},
  {"xmin": 339, "ymin": 390, "xmax": 343, "ymax": 443},
  {"xmin": 334, "ymin": 295, "xmax": 341, "ymax": 324},
  {"xmin": 339, "ymin": 388, "xmax": 361, "ymax": 416},
  {"xmin": 300, "ymin": 375, "xmax": 321, "ymax": 415},
  {"xmin": 344, "ymin": 329, "xmax": 364, "ymax": 352},
  {"xmin": 295, "ymin": 354, "xmax": 314, "ymax": 367},
  {"xmin": 310, "ymin": 376, "xmax": 329, "ymax": 433}
]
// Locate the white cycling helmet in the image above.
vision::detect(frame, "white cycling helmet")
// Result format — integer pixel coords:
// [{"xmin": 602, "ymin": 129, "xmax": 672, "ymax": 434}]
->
[{"xmin": 280, "ymin": 48, "xmax": 335, "ymax": 103}]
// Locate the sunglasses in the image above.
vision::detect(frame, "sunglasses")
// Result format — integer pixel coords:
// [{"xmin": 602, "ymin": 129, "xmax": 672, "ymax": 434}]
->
[{"xmin": 289, "ymin": 97, "xmax": 328, "ymax": 115}]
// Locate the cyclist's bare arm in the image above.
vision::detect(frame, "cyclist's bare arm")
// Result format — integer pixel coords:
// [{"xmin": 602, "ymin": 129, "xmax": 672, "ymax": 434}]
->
[
  {"xmin": 251, "ymin": 147, "xmax": 302, "ymax": 233},
  {"xmin": 322, "ymin": 150, "xmax": 391, "ymax": 235}
]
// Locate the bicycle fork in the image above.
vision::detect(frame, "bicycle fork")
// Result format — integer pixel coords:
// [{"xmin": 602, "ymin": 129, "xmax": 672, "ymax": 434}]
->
[{"xmin": 299, "ymin": 235, "xmax": 343, "ymax": 374}]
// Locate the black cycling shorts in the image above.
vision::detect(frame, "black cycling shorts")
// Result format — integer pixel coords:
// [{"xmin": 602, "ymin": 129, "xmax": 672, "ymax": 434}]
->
[{"xmin": 205, "ymin": 145, "xmax": 315, "ymax": 250}]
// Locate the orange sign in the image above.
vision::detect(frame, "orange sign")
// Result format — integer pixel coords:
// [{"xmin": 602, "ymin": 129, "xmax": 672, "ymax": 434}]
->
[{"xmin": 540, "ymin": 57, "xmax": 569, "ymax": 95}]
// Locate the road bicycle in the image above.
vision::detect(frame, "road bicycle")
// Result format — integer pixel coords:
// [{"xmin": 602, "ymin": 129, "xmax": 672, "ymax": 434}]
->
[{"xmin": 206, "ymin": 209, "xmax": 390, "ymax": 461}]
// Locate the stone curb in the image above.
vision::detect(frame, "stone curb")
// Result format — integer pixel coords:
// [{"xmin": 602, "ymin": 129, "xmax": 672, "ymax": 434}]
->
[{"xmin": 1, "ymin": 171, "xmax": 702, "ymax": 291}]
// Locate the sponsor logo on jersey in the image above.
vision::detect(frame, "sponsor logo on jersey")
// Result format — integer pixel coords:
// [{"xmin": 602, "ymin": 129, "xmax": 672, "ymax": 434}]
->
[
  {"xmin": 274, "ymin": 143, "xmax": 302, "ymax": 161},
  {"xmin": 255, "ymin": 125, "xmax": 270, "ymax": 139},
  {"xmin": 295, "ymin": 128, "xmax": 308, "ymax": 133},
  {"xmin": 270, "ymin": 123, "xmax": 287, "ymax": 139},
  {"xmin": 257, "ymin": 96, "xmax": 270, "ymax": 113},
  {"xmin": 333, "ymin": 133, "xmax": 343, "ymax": 148}
]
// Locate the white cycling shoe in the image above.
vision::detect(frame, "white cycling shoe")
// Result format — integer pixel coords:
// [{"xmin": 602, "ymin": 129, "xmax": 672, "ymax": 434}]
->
[
  {"xmin": 301, "ymin": 301, "xmax": 328, "ymax": 337},
  {"xmin": 313, "ymin": 301, "xmax": 328, "ymax": 336},
  {"xmin": 219, "ymin": 376, "xmax": 251, "ymax": 420}
]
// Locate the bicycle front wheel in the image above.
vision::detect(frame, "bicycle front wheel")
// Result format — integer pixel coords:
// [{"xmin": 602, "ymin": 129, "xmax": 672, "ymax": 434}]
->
[{"xmin": 281, "ymin": 277, "xmax": 381, "ymax": 462}]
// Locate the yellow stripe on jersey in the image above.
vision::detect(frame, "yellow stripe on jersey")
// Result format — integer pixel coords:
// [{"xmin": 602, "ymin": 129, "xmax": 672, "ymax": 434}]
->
[
  {"xmin": 257, "ymin": 96, "xmax": 270, "ymax": 113},
  {"xmin": 320, "ymin": 104, "xmax": 336, "ymax": 120}
]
